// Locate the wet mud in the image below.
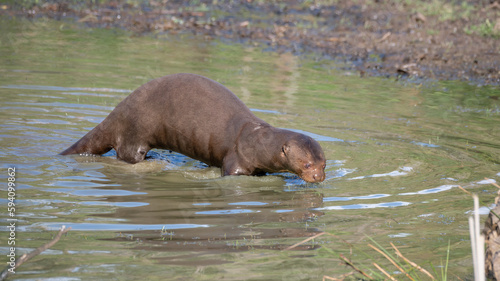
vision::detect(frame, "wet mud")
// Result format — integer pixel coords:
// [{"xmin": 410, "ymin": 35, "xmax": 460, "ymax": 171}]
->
[{"xmin": 2, "ymin": 0, "xmax": 500, "ymax": 85}]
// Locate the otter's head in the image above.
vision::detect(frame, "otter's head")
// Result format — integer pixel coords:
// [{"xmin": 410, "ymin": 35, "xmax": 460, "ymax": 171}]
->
[
  {"xmin": 115, "ymin": 143, "xmax": 150, "ymax": 164},
  {"xmin": 281, "ymin": 134, "xmax": 326, "ymax": 183}
]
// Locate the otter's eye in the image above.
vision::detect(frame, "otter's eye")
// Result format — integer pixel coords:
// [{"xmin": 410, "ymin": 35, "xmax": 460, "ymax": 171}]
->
[
  {"xmin": 305, "ymin": 163, "xmax": 311, "ymax": 169},
  {"xmin": 139, "ymin": 150, "xmax": 147, "ymax": 155}
]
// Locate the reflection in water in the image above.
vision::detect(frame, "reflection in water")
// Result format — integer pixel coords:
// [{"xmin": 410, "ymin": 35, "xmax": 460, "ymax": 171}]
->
[
  {"xmin": 67, "ymin": 170, "xmax": 327, "ymax": 255},
  {"xmin": 275, "ymin": 52, "xmax": 300, "ymax": 108},
  {"xmin": 35, "ymin": 154, "xmax": 327, "ymax": 252},
  {"xmin": 1, "ymin": 18, "xmax": 500, "ymax": 279},
  {"xmin": 98, "ymin": 171, "xmax": 324, "ymax": 232}
]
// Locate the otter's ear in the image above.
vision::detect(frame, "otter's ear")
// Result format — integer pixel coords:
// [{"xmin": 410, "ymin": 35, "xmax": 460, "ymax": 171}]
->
[{"xmin": 281, "ymin": 144, "xmax": 290, "ymax": 156}]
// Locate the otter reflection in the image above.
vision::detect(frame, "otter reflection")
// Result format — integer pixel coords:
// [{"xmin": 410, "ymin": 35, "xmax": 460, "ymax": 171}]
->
[{"xmin": 90, "ymin": 170, "xmax": 324, "ymax": 256}]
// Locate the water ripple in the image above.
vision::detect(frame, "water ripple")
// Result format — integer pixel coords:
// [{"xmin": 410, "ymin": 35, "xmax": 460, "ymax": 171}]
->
[
  {"xmin": 196, "ymin": 209, "xmax": 259, "ymax": 215},
  {"xmin": 316, "ymin": 201, "xmax": 411, "ymax": 210},
  {"xmin": 411, "ymin": 141, "xmax": 440, "ymax": 148},
  {"xmin": 228, "ymin": 201, "xmax": 268, "ymax": 206},
  {"xmin": 286, "ymin": 128, "xmax": 345, "ymax": 142},
  {"xmin": 5, "ymin": 101, "xmax": 114, "ymax": 111},
  {"xmin": 250, "ymin": 108, "xmax": 282, "ymax": 114},
  {"xmin": 46, "ymin": 188, "xmax": 146, "ymax": 197},
  {"xmin": 349, "ymin": 166, "xmax": 413, "ymax": 180},
  {"xmin": 399, "ymin": 185, "xmax": 458, "ymax": 196},
  {"xmin": 324, "ymin": 193, "xmax": 391, "ymax": 202},
  {"xmin": 1, "ymin": 84, "xmax": 131, "ymax": 93},
  {"xmin": 23, "ymin": 222, "xmax": 210, "ymax": 232},
  {"xmin": 477, "ymin": 178, "xmax": 497, "ymax": 185}
]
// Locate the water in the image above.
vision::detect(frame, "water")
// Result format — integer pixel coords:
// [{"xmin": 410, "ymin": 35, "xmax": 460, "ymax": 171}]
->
[{"xmin": 1, "ymin": 17, "xmax": 500, "ymax": 280}]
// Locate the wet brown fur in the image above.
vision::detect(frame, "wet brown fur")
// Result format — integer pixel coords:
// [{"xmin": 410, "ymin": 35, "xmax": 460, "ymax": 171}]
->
[{"xmin": 60, "ymin": 73, "xmax": 326, "ymax": 182}]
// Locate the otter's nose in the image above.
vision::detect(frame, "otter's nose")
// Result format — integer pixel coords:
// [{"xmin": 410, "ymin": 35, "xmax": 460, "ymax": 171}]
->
[{"xmin": 312, "ymin": 171, "xmax": 325, "ymax": 183}]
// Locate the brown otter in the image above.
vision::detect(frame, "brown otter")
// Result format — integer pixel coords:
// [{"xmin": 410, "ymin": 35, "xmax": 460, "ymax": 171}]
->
[{"xmin": 60, "ymin": 73, "xmax": 326, "ymax": 183}]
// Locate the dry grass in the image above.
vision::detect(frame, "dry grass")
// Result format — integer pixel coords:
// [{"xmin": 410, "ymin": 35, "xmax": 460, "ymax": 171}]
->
[{"xmin": 285, "ymin": 179, "xmax": 499, "ymax": 280}]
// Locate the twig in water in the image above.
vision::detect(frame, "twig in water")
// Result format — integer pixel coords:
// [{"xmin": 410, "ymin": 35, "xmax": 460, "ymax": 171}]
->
[
  {"xmin": 283, "ymin": 232, "xmax": 326, "ymax": 251},
  {"xmin": 322, "ymin": 275, "xmax": 339, "ymax": 281},
  {"xmin": 459, "ymin": 184, "xmax": 500, "ymax": 220},
  {"xmin": 458, "ymin": 185, "xmax": 472, "ymax": 195},
  {"xmin": 339, "ymin": 254, "xmax": 373, "ymax": 280},
  {"xmin": 368, "ymin": 243, "xmax": 414, "ymax": 281},
  {"xmin": 0, "ymin": 226, "xmax": 71, "ymax": 281},
  {"xmin": 283, "ymin": 232, "xmax": 353, "ymax": 253},
  {"xmin": 373, "ymin": 262, "xmax": 397, "ymax": 281},
  {"xmin": 485, "ymin": 177, "xmax": 500, "ymax": 189}
]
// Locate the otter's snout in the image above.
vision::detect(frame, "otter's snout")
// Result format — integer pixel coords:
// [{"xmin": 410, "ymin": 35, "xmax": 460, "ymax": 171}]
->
[
  {"xmin": 301, "ymin": 168, "xmax": 326, "ymax": 183},
  {"xmin": 312, "ymin": 171, "xmax": 326, "ymax": 182},
  {"xmin": 116, "ymin": 146, "xmax": 149, "ymax": 164}
]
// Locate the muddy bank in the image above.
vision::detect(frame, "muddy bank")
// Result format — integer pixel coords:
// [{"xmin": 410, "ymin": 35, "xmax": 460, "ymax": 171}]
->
[{"xmin": 2, "ymin": 0, "xmax": 500, "ymax": 85}]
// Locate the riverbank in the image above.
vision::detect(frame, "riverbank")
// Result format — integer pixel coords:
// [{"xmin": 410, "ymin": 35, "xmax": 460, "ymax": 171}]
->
[{"xmin": 2, "ymin": 0, "xmax": 499, "ymax": 85}]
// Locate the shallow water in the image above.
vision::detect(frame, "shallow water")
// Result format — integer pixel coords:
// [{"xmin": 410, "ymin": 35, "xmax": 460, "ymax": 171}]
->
[{"xmin": 1, "ymin": 17, "xmax": 500, "ymax": 280}]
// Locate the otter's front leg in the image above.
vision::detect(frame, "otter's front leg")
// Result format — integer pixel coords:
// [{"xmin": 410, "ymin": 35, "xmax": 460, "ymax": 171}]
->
[{"xmin": 221, "ymin": 152, "xmax": 253, "ymax": 177}]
